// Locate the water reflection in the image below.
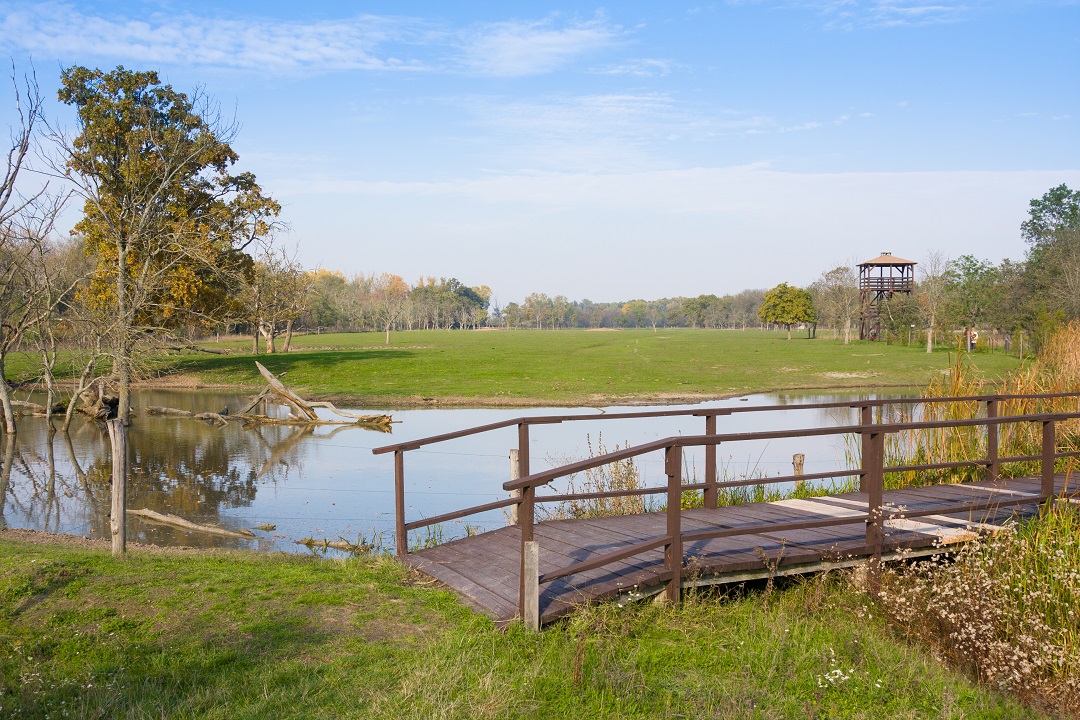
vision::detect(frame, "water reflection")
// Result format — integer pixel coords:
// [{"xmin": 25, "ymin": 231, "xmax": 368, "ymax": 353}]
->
[{"xmin": 0, "ymin": 389, "xmax": 913, "ymax": 553}]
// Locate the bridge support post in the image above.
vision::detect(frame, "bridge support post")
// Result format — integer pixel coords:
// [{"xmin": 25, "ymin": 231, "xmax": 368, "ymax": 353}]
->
[
  {"xmin": 517, "ymin": 423, "xmax": 534, "ymax": 619},
  {"xmin": 1042, "ymin": 420, "xmax": 1056, "ymax": 507},
  {"xmin": 394, "ymin": 450, "xmax": 407, "ymax": 556},
  {"xmin": 664, "ymin": 445, "xmax": 683, "ymax": 604},
  {"xmin": 986, "ymin": 398, "xmax": 999, "ymax": 483},
  {"xmin": 523, "ymin": 541, "xmax": 540, "ymax": 630},
  {"xmin": 864, "ymin": 429, "xmax": 885, "ymax": 592},
  {"xmin": 704, "ymin": 415, "xmax": 718, "ymax": 508}
]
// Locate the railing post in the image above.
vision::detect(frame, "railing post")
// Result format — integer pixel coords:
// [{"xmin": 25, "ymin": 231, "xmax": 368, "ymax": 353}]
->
[
  {"xmin": 517, "ymin": 423, "xmax": 535, "ymax": 619},
  {"xmin": 986, "ymin": 398, "xmax": 999, "ymax": 483},
  {"xmin": 394, "ymin": 450, "xmax": 407, "ymax": 556},
  {"xmin": 523, "ymin": 540, "xmax": 540, "ymax": 630},
  {"xmin": 1042, "ymin": 420, "xmax": 1056, "ymax": 506},
  {"xmin": 864, "ymin": 429, "xmax": 885, "ymax": 592},
  {"xmin": 859, "ymin": 404, "xmax": 872, "ymax": 492},
  {"xmin": 704, "ymin": 414, "xmax": 718, "ymax": 508},
  {"xmin": 664, "ymin": 444, "xmax": 683, "ymax": 604}
]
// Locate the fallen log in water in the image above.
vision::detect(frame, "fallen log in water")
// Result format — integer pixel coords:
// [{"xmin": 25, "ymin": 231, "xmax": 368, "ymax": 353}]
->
[
  {"xmin": 295, "ymin": 536, "xmax": 381, "ymax": 553},
  {"xmin": 144, "ymin": 406, "xmax": 194, "ymax": 417},
  {"xmin": 127, "ymin": 508, "xmax": 256, "ymax": 538}
]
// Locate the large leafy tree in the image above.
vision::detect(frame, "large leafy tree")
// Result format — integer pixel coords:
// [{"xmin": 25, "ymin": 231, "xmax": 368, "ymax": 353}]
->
[
  {"xmin": 55, "ymin": 66, "xmax": 279, "ymax": 423},
  {"xmin": 945, "ymin": 255, "xmax": 1000, "ymax": 348},
  {"xmin": 1020, "ymin": 185, "xmax": 1080, "ymax": 332},
  {"xmin": 759, "ymin": 283, "xmax": 816, "ymax": 340}
]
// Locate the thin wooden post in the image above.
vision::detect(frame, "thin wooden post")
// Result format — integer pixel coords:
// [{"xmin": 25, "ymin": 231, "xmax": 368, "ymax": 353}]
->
[
  {"xmin": 704, "ymin": 414, "xmax": 718, "ymax": 508},
  {"xmin": 106, "ymin": 418, "xmax": 127, "ymax": 557},
  {"xmin": 509, "ymin": 449, "xmax": 521, "ymax": 526},
  {"xmin": 864, "ymin": 429, "xmax": 885, "ymax": 591},
  {"xmin": 664, "ymin": 444, "xmax": 683, "ymax": 604},
  {"xmin": 1042, "ymin": 420, "xmax": 1056, "ymax": 506},
  {"xmin": 394, "ymin": 450, "xmax": 407, "ymax": 556},
  {"xmin": 986, "ymin": 398, "xmax": 999, "ymax": 483},
  {"xmin": 523, "ymin": 540, "xmax": 540, "ymax": 630},
  {"xmin": 792, "ymin": 453, "xmax": 805, "ymax": 491},
  {"xmin": 857, "ymin": 404, "xmax": 872, "ymax": 491}
]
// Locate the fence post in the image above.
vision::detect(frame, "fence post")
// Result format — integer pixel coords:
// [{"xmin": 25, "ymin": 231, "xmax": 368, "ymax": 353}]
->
[
  {"xmin": 858, "ymin": 404, "xmax": 872, "ymax": 492},
  {"xmin": 864, "ymin": 428, "xmax": 885, "ymax": 592},
  {"xmin": 664, "ymin": 444, "xmax": 683, "ymax": 604},
  {"xmin": 704, "ymin": 414, "xmax": 718, "ymax": 508},
  {"xmin": 986, "ymin": 398, "xmax": 999, "ymax": 483},
  {"xmin": 509, "ymin": 449, "xmax": 521, "ymax": 526},
  {"xmin": 394, "ymin": 450, "xmax": 407, "ymax": 556},
  {"xmin": 106, "ymin": 418, "xmax": 127, "ymax": 557},
  {"xmin": 523, "ymin": 540, "xmax": 540, "ymax": 630},
  {"xmin": 793, "ymin": 453, "xmax": 805, "ymax": 492},
  {"xmin": 1042, "ymin": 420, "xmax": 1056, "ymax": 506}
]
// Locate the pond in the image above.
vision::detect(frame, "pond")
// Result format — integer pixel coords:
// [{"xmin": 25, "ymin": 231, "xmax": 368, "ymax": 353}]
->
[{"xmin": 0, "ymin": 388, "xmax": 914, "ymax": 554}]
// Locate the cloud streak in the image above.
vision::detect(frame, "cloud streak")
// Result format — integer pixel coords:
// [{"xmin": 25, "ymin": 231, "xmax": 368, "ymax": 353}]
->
[
  {"xmin": 455, "ymin": 15, "xmax": 623, "ymax": 76},
  {"xmin": 0, "ymin": 3, "xmax": 624, "ymax": 76}
]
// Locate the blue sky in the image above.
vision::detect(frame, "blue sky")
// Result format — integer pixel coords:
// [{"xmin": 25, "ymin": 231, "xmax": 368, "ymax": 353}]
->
[{"xmin": 2, "ymin": 1, "xmax": 1078, "ymax": 304}]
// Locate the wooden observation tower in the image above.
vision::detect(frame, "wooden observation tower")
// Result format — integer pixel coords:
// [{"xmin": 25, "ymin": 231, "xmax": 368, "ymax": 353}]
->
[{"xmin": 858, "ymin": 252, "xmax": 916, "ymax": 340}]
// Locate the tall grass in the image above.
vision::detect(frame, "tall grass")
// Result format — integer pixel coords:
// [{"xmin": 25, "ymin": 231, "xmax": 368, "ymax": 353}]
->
[
  {"xmin": 881, "ymin": 325, "xmax": 1080, "ymax": 488},
  {"xmin": 538, "ymin": 434, "xmax": 648, "ymax": 520}
]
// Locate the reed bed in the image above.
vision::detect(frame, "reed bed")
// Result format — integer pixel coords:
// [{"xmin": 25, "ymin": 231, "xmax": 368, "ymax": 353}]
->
[{"xmin": 881, "ymin": 324, "xmax": 1080, "ymax": 489}]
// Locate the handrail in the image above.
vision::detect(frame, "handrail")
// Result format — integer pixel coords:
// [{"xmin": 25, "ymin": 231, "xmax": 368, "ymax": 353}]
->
[
  {"xmin": 378, "ymin": 389, "xmax": 1080, "ymax": 622},
  {"xmin": 503, "ymin": 412, "xmax": 1077, "ymax": 492},
  {"xmin": 372, "ymin": 391, "xmax": 1080, "ymax": 456}
]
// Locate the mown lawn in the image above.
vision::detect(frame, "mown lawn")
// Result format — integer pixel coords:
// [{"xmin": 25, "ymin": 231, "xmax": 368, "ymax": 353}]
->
[
  {"xmin": 0, "ymin": 535, "xmax": 1043, "ymax": 719},
  {"xmin": 163, "ymin": 329, "xmax": 1021, "ymax": 405}
]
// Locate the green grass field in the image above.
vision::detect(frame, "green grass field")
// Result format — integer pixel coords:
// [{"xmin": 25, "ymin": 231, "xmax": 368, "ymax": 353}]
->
[
  {"xmin": 165, "ymin": 329, "xmax": 1021, "ymax": 406},
  {"xmin": 0, "ymin": 535, "xmax": 1042, "ymax": 719}
]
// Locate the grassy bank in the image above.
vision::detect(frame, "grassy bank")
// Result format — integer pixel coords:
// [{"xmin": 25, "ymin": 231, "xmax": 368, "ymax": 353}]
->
[
  {"xmin": 152, "ymin": 329, "xmax": 1022, "ymax": 406},
  {"xmin": 0, "ymin": 534, "xmax": 1042, "ymax": 719}
]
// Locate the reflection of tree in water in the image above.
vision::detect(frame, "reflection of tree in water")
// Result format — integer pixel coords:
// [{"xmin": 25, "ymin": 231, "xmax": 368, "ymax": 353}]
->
[
  {"xmin": 2, "ymin": 390, "xmax": 376, "ymax": 548},
  {"xmin": 1, "ymin": 429, "xmax": 108, "ymax": 534}
]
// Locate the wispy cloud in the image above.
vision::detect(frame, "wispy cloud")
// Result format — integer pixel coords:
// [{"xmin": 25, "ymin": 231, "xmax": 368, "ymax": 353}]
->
[
  {"xmin": 0, "ymin": 4, "xmax": 624, "ymax": 77},
  {"xmin": 814, "ymin": 0, "xmax": 973, "ymax": 30},
  {"xmin": 593, "ymin": 58, "xmax": 676, "ymax": 77},
  {"xmin": 0, "ymin": 2, "xmax": 432, "ymax": 72},
  {"xmin": 456, "ymin": 15, "xmax": 623, "ymax": 77}
]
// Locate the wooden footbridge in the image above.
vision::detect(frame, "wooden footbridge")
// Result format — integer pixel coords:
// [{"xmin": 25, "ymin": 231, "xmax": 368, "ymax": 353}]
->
[{"xmin": 374, "ymin": 393, "xmax": 1080, "ymax": 628}]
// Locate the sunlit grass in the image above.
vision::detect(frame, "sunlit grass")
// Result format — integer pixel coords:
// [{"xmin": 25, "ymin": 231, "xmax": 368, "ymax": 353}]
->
[
  {"xmin": 158, "ymin": 328, "xmax": 1023, "ymax": 406},
  {"xmin": 0, "ymin": 536, "xmax": 1042, "ymax": 719}
]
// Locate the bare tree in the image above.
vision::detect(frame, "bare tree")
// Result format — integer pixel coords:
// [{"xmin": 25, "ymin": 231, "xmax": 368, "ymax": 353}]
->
[
  {"xmin": 811, "ymin": 265, "xmax": 859, "ymax": 344},
  {"xmin": 244, "ymin": 242, "xmax": 311, "ymax": 353},
  {"xmin": 0, "ymin": 68, "xmax": 74, "ymax": 434},
  {"xmin": 372, "ymin": 273, "xmax": 409, "ymax": 344},
  {"xmin": 918, "ymin": 251, "xmax": 951, "ymax": 353}
]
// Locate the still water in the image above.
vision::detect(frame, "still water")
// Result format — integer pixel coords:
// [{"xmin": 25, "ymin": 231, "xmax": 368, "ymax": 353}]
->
[{"xmin": 0, "ymin": 389, "xmax": 912, "ymax": 553}]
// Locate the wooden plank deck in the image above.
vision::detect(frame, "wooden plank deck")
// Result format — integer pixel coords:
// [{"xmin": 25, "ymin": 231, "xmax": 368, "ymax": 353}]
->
[{"xmin": 403, "ymin": 473, "xmax": 1080, "ymax": 626}]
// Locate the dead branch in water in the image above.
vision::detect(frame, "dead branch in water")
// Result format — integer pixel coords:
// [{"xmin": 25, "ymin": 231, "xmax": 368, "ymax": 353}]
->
[
  {"xmin": 127, "ymin": 508, "xmax": 256, "ymax": 538},
  {"xmin": 140, "ymin": 362, "xmax": 394, "ymax": 431}
]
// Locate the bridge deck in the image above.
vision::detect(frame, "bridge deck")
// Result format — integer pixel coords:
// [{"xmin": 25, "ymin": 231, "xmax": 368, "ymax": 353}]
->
[{"xmin": 403, "ymin": 473, "xmax": 1079, "ymax": 625}]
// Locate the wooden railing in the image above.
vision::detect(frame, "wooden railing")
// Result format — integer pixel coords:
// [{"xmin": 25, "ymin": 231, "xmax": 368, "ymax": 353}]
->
[{"xmin": 373, "ymin": 393, "xmax": 1080, "ymax": 625}]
